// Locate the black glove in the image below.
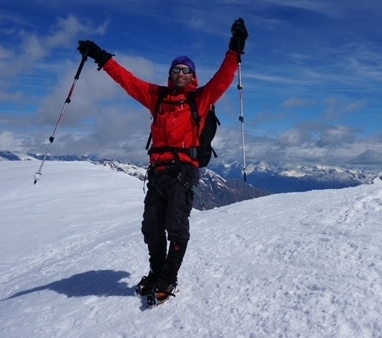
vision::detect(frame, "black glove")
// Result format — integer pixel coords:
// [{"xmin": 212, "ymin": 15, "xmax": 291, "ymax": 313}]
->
[
  {"xmin": 77, "ymin": 40, "xmax": 113, "ymax": 70},
  {"xmin": 229, "ymin": 18, "xmax": 249, "ymax": 53}
]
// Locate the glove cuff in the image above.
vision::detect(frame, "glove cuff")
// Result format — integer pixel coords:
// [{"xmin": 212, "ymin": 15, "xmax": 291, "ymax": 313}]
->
[
  {"xmin": 94, "ymin": 50, "xmax": 113, "ymax": 70},
  {"xmin": 229, "ymin": 36, "xmax": 246, "ymax": 53}
]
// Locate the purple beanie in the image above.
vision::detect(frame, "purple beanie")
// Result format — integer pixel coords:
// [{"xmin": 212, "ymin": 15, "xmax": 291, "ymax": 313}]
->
[{"xmin": 169, "ymin": 56, "xmax": 196, "ymax": 75}]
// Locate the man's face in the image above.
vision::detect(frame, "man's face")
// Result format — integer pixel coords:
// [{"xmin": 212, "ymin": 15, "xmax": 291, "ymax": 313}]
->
[{"xmin": 170, "ymin": 65, "xmax": 194, "ymax": 88}]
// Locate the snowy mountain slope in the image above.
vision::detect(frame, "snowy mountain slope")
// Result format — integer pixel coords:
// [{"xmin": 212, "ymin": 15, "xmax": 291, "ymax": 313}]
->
[
  {"xmin": 1, "ymin": 161, "xmax": 382, "ymax": 337},
  {"xmin": 193, "ymin": 168, "xmax": 269, "ymax": 210},
  {"xmin": 210, "ymin": 160, "xmax": 376, "ymax": 193}
]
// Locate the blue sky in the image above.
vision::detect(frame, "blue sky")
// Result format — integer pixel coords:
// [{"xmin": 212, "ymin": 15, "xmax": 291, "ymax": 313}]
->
[{"xmin": 1, "ymin": 0, "xmax": 382, "ymax": 166}]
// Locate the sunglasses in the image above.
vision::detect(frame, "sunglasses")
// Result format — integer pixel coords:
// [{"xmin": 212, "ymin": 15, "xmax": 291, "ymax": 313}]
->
[{"xmin": 171, "ymin": 66, "xmax": 193, "ymax": 74}]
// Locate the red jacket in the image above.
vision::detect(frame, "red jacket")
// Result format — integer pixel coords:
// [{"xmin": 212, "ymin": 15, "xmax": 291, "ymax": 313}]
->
[{"xmin": 103, "ymin": 50, "xmax": 239, "ymax": 167}]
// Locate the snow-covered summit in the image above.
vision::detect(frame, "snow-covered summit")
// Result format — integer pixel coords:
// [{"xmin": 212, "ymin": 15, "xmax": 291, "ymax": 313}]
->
[{"xmin": 1, "ymin": 161, "xmax": 381, "ymax": 337}]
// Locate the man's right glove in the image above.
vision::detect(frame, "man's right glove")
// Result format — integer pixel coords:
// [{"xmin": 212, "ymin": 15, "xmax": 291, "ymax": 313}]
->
[
  {"xmin": 77, "ymin": 40, "xmax": 113, "ymax": 70},
  {"xmin": 229, "ymin": 18, "xmax": 249, "ymax": 53}
]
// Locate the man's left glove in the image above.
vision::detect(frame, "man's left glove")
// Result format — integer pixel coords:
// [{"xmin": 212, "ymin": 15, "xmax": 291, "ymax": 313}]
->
[
  {"xmin": 229, "ymin": 18, "xmax": 249, "ymax": 53},
  {"xmin": 77, "ymin": 40, "xmax": 113, "ymax": 70}
]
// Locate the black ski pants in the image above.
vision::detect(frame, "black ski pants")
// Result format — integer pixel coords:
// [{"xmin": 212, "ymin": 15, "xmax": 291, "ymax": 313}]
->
[{"xmin": 141, "ymin": 164, "xmax": 199, "ymax": 281}]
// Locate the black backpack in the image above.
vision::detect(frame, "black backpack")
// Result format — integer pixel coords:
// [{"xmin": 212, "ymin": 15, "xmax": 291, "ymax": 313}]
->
[{"xmin": 146, "ymin": 86, "xmax": 220, "ymax": 167}]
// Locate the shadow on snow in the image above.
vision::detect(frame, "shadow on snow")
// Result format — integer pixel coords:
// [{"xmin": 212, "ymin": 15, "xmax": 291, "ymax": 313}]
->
[{"xmin": 2, "ymin": 270, "xmax": 136, "ymax": 300}]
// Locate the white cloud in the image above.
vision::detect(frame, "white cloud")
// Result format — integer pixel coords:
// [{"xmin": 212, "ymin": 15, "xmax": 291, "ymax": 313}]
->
[
  {"xmin": 279, "ymin": 128, "xmax": 310, "ymax": 147},
  {"xmin": 0, "ymin": 131, "xmax": 24, "ymax": 151}
]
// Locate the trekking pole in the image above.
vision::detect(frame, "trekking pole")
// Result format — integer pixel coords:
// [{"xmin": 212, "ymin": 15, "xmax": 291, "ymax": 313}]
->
[
  {"xmin": 34, "ymin": 50, "xmax": 89, "ymax": 185},
  {"xmin": 237, "ymin": 52, "xmax": 247, "ymax": 183}
]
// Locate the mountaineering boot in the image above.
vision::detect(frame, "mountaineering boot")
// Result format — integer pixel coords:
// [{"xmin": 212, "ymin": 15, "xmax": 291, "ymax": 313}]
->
[
  {"xmin": 136, "ymin": 240, "xmax": 167, "ymax": 296},
  {"xmin": 145, "ymin": 241, "xmax": 187, "ymax": 306},
  {"xmin": 146, "ymin": 281, "xmax": 178, "ymax": 307},
  {"xmin": 135, "ymin": 272, "xmax": 157, "ymax": 296}
]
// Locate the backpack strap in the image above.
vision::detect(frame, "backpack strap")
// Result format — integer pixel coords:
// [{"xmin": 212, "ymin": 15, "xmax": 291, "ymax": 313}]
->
[
  {"xmin": 188, "ymin": 92, "xmax": 220, "ymax": 159},
  {"xmin": 148, "ymin": 146, "xmax": 197, "ymax": 158},
  {"xmin": 187, "ymin": 91, "xmax": 200, "ymax": 125},
  {"xmin": 145, "ymin": 86, "xmax": 168, "ymax": 151}
]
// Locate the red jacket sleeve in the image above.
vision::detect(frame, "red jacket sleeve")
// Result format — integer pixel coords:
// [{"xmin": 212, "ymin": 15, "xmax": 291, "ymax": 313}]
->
[
  {"xmin": 102, "ymin": 59, "xmax": 159, "ymax": 115},
  {"xmin": 195, "ymin": 50, "xmax": 239, "ymax": 118}
]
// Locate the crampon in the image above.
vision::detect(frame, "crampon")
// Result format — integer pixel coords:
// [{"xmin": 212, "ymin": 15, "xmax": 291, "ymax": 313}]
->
[{"xmin": 146, "ymin": 283, "xmax": 177, "ymax": 307}]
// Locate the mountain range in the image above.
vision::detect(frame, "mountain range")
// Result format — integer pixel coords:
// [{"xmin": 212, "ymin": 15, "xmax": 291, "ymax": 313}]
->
[
  {"xmin": 1, "ymin": 151, "xmax": 380, "ymax": 210},
  {"xmin": 209, "ymin": 160, "xmax": 378, "ymax": 193}
]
